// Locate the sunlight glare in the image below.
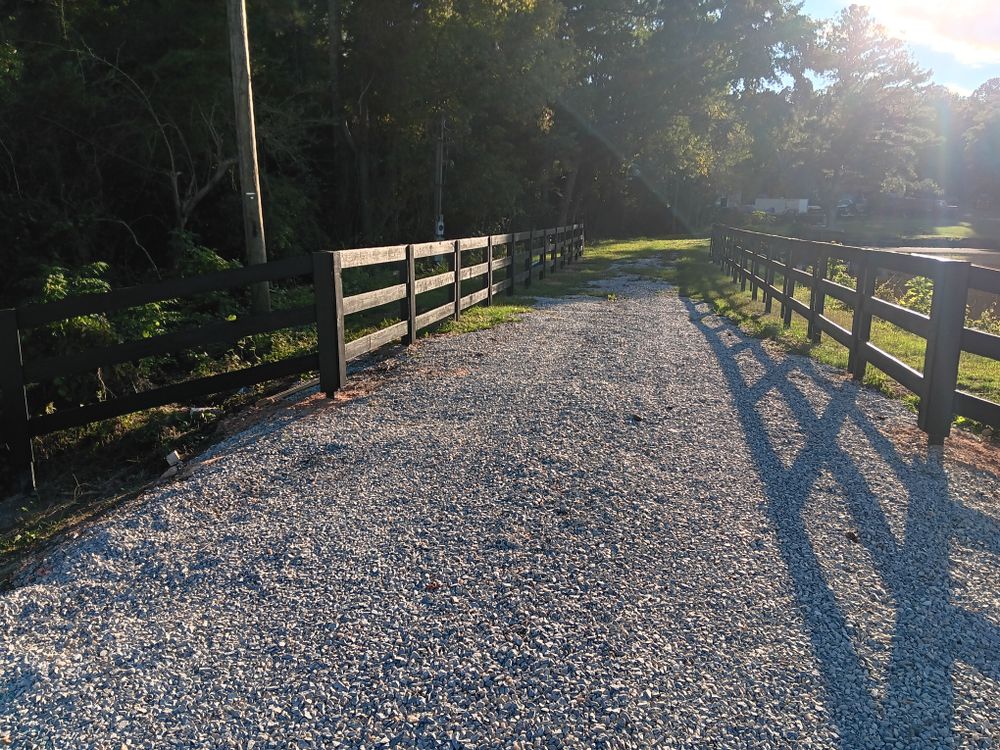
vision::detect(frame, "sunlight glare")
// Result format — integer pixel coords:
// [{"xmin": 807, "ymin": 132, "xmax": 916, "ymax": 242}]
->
[{"xmin": 862, "ymin": 0, "xmax": 1000, "ymax": 65}]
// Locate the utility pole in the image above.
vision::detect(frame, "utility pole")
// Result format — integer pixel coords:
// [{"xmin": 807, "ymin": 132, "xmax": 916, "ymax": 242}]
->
[
  {"xmin": 433, "ymin": 116, "xmax": 445, "ymax": 239},
  {"xmin": 227, "ymin": 0, "xmax": 270, "ymax": 313}
]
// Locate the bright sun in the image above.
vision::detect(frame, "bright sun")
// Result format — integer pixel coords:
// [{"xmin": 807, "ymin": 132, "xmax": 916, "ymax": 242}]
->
[{"xmin": 862, "ymin": 0, "xmax": 1000, "ymax": 65}]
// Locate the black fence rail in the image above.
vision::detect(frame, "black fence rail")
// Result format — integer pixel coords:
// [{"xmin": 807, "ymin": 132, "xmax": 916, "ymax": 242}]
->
[
  {"xmin": 1, "ymin": 224, "xmax": 584, "ymax": 488},
  {"xmin": 710, "ymin": 225, "xmax": 1000, "ymax": 443}
]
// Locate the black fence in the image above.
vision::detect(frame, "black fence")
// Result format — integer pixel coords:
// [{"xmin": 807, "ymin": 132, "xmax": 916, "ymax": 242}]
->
[
  {"xmin": 1, "ymin": 225, "xmax": 585, "ymax": 488},
  {"xmin": 711, "ymin": 225, "xmax": 1000, "ymax": 443}
]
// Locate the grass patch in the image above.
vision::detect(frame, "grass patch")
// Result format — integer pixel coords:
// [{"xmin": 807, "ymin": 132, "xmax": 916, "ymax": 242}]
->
[
  {"xmin": 835, "ymin": 217, "xmax": 980, "ymax": 242},
  {"xmin": 438, "ymin": 303, "xmax": 531, "ymax": 334}
]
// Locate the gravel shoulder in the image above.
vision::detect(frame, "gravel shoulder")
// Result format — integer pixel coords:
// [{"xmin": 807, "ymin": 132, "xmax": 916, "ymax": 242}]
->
[{"xmin": 1, "ymin": 264, "xmax": 998, "ymax": 749}]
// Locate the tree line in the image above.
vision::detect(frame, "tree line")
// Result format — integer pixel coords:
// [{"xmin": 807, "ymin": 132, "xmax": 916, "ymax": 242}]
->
[{"xmin": 1, "ymin": 1, "xmax": 998, "ymax": 307}]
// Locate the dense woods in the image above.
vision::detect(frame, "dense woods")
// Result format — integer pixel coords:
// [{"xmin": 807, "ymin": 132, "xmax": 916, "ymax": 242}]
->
[{"xmin": 0, "ymin": 0, "xmax": 998, "ymax": 308}]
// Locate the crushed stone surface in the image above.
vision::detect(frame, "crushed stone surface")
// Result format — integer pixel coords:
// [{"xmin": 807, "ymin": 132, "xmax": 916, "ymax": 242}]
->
[{"xmin": 2, "ymin": 267, "xmax": 998, "ymax": 749}]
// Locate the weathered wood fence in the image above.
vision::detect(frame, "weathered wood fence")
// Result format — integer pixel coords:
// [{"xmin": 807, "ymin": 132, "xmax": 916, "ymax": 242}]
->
[
  {"xmin": 710, "ymin": 225, "xmax": 1000, "ymax": 443},
  {"xmin": 1, "ymin": 225, "xmax": 584, "ymax": 487}
]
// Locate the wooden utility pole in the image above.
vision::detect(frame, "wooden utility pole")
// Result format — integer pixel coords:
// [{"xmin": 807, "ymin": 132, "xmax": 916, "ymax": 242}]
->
[
  {"xmin": 434, "ymin": 116, "xmax": 445, "ymax": 239},
  {"xmin": 227, "ymin": 0, "xmax": 270, "ymax": 313}
]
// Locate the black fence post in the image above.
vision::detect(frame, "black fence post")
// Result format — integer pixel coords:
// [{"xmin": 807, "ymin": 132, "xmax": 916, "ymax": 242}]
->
[
  {"xmin": 782, "ymin": 245, "xmax": 795, "ymax": 327},
  {"xmin": 920, "ymin": 259, "xmax": 970, "ymax": 443},
  {"xmin": 452, "ymin": 239, "xmax": 462, "ymax": 320},
  {"xmin": 405, "ymin": 244, "xmax": 417, "ymax": 344},
  {"xmin": 763, "ymin": 241, "xmax": 774, "ymax": 315},
  {"xmin": 0, "ymin": 309, "xmax": 34, "ymax": 491},
  {"xmin": 849, "ymin": 259, "xmax": 876, "ymax": 381},
  {"xmin": 809, "ymin": 252, "xmax": 827, "ymax": 343},
  {"xmin": 313, "ymin": 251, "xmax": 347, "ymax": 395},
  {"xmin": 538, "ymin": 229, "xmax": 545, "ymax": 280},
  {"xmin": 486, "ymin": 236, "xmax": 494, "ymax": 307},
  {"xmin": 524, "ymin": 231, "xmax": 533, "ymax": 287}
]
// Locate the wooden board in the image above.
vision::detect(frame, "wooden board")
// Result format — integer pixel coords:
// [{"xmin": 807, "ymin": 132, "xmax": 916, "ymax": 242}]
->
[
  {"xmin": 961, "ymin": 327, "xmax": 1000, "ymax": 360},
  {"xmin": 953, "ymin": 390, "xmax": 1000, "ymax": 426},
  {"xmin": 344, "ymin": 320, "xmax": 409, "ymax": 361},
  {"xmin": 867, "ymin": 296, "xmax": 930, "ymax": 338},
  {"xmin": 414, "ymin": 271, "xmax": 454, "ymax": 295},
  {"xmin": 415, "ymin": 302, "xmax": 454, "ymax": 331},
  {"xmin": 342, "ymin": 283, "xmax": 407, "ymax": 315},
  {"xmin": 460, "ymin": 288, "xmax": 490, "ymax": 310},
  {"xmin": 412, "ymin": 240, "xmax": 455, "ymax": 259},
  {"xmin": 863, "ymin": 342, "xmax": 924, "ymax": 395},
  {"xmin": 339, "ymin": 245, "xmax": 407, "ymax": 269},
  {"xmin": 23, "ymin": 305, "xmax": 316, "ymax": 383},
  {"xmin": 28, "ymin": 353, "xmax": 318, "ymax": 436},
  {"xmin": 459, "ymin": 262, "xmax": 490, "ymax": 281}
]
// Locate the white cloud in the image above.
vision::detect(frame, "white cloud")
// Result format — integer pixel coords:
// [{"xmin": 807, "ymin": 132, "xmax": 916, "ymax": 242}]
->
[
  {"xmin": 942, "ymin": 82, "xmax": 974, "ymax": 96},
  {"xmin": 860, "ymin": 0, "xmax": 1000, "ymax": 66}
]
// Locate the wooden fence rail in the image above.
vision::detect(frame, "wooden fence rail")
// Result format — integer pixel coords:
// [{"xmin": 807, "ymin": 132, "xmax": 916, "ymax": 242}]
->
[
  {"xmin": 710, "ymin": 225, "xmax": 1000, "ymax": 443},
  {"xmin": 1, "ymin": 224, "xmax": 584, "ymax": 488}
]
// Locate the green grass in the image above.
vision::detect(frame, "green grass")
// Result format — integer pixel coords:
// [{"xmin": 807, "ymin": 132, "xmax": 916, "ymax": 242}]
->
[
  {"xmin": 438, "ymin": 303, "xmax": 532, "ymax": 334},
  {"xmin": 834, "ymin": 216, "xmax": 980, "ymax": 242},
  {"xmin": 758, "ymin": 214, "xmax": 1000, "ymax": 246}
]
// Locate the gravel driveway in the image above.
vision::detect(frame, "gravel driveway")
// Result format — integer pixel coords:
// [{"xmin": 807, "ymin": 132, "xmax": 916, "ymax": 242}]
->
[{"xmin": 2, "ymin": 265, "xmax": 998, "ymax": 749}]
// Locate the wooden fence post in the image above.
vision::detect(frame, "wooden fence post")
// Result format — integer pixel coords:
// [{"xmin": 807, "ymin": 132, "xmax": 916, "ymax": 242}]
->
[
  {"xmin": 313, "ymin": 252, "xmax": 342, "ymax": 395},
  {"xmin": 538, "ymin": 230, "xmax": 545, "ymax": 280},
  {"xmin": 508, "ymin": 236, "xmax": 516, "ymax": 297},
  {"xmin": 782, "ymin": 245, "xmax": 795, "ymax": 327},
  {"xmin": 579, "ymin": 225, "xmax": 585, "ymax": 258},
  {"xmin": 809, "ymin": 252, "xmax": 827, "ymax": 343},
  {"xmin": 763, "ymin": 241, "xmax": 774, "ymax": 315},
  {"xmin": 452, "ymin": 239, "xmax": 462, "ymax": 320},
  {"xmin": 486, "ymin": 236, "xmax": 494, "ymax": 307},
  {"xmin": 919, "ymin": 259, "xmax": 970, "ymax": 443},
  {"xmin": 750, "ymin": 239, "xmax": 760, "ymax": 302},
  {"xmin": 0, "ymin": 309, "xmax": 35, "ymax": 491},
  {"xmin": 524, "ymin": 231, "xmax": 532, "ymax": 288},
  {"xmin": 733, "ymin": 240, "xmax": 747, "ymax": 292},
  {"xmin": 405, "ymin": 244, "xmax": 417, "ymax": 344},
  {"xmin": 848, "ymin": 259, "xmax": 876, "ymax": 380}
]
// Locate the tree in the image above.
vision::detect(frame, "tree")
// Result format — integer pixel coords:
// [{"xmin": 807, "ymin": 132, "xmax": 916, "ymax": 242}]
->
[
  {"xmin": 964, "ymin": 78, "xmax": 1000, "ymax": 211},
  {"xmin": 789, "ymin": 5, "xmax": 934, "ymax": 226}
]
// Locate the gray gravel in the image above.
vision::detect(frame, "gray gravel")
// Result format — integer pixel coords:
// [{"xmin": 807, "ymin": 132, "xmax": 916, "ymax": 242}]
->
[{"xmin": 2, "ymin": 265, "xmax": 999, "ymax": 749}]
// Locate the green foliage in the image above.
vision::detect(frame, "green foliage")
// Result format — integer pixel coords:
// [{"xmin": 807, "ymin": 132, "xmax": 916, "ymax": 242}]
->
[
  {"xmin": 746, "ymin": 211, "xmax": 779, "ymax": 230},
  {"xmin": 898, "ymin": 276, "xmax": 934, "ymax": 315},
  {"xmin": 438, "ymin": 304, "xmax": 530, "ymax": 335},
  {"xmin": 971, "ymin": 308, "xmax": 1000, "ymax": 335}
]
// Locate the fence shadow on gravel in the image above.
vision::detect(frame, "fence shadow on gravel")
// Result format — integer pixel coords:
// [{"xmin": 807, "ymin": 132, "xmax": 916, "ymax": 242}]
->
[{"xmin": 683, "ymin": 296, "xmax": 1000, "ymax": 748}]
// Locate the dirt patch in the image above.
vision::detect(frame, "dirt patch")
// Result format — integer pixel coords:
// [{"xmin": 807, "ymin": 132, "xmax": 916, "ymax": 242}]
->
[{"xmin": 881, "ymin": 421, "xmax": 1000, "ymax": 480}]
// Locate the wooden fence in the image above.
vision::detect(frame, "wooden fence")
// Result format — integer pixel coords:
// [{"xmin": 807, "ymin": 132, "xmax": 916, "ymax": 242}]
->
[
  {"xmin": 710, "ymin": 225, "xmax": 1000, "ymax": 443},
  {"xmin": 1, "ymin": 224, "xmax": 584, "ymax": 487}
]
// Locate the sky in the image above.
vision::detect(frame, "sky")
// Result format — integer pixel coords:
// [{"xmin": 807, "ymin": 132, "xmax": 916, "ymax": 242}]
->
[{"xmin": 801, "ymin": 0, "xmax": 1000, "ymax": 95}]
